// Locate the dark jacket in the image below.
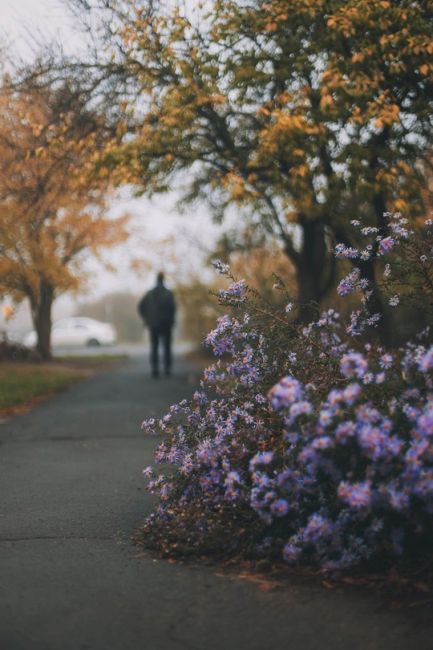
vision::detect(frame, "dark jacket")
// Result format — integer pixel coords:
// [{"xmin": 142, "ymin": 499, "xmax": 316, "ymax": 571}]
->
[{"xmin": 138, "ymin": 284, "xmax": 176, "ymax": 330}]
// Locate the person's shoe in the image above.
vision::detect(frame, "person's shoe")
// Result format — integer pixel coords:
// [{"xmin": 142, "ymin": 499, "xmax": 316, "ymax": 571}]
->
[
  {"xmin": 165, "ymin": 368, "xmax": 171, "ymax": 377},
  {"xmin": 152, "ymin": 369, "xmax": 160, "ymax": 379}
]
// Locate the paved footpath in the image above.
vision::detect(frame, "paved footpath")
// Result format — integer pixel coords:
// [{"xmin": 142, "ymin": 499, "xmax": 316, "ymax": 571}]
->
[{"xmin": 1, "ymin": 356, "xmax": 432, "ymax": 650}]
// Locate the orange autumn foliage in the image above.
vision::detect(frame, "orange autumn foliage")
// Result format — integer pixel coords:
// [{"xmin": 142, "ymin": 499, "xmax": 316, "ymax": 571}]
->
[{"xmin": 0, "ymin": 83, "xmax": 128, "ymax": 358}]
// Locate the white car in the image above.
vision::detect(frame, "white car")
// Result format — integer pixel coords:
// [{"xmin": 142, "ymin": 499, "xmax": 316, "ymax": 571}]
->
[{"xmin": 24, "ymin": 317, "xmax": 117, "ymax": 348}]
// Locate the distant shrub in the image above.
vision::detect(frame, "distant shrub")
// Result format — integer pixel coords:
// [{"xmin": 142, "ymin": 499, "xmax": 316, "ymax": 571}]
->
[{"xmin": 0, "ymin": 337, "xmax": 38, "ymax": 362}]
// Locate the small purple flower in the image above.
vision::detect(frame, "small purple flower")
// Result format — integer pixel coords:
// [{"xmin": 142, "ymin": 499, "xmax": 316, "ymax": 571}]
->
[
  {"xmin": 418, "ymin": 347, "xmax": 433, "ymax": 372},
  {"xmin": 335, "ymin": 243, "xmax": 359, "ymax": 259},
  {"xmin": 212, "ymin": 259, "xmax": 230, "ymax": 274},
  {"xmin": 283, "ymin": 542, "xmax": 301, "ymax": 563},
  {"xmin": 378, "ymin": 236, "xmax": 395, "ymax": 255},
  {"xmin": 337, "ymin": 268, "xmax": 364, "ymax": 297},
  {"xmin": 379, "ymin": 353, "xmax": 393, "ymax": 369},
  {"xmin": 335, "ymin": 420, "xmax": 356, "ymax": 443},
  {"xmin": 318, "ymin": 409, "xmax": 333, "ymax": 427},
  {"xmin": 268, "ymin": 376, "xmax": 303, "ymax": 409},
  {"xmin": 312, "ymin": 436, "xmax": 334, "ymax": 450},
  {"xmin": 218, "ymin": 279, "xmax": 247, "ymax": 301},
  {"xmin": 289, "ymin": 400, "xmax": 312, "ymax": 419},
  {"xmin": 225, "ymin": 470, "xmax": 241, "ymax": 486},
  {"xmin": 271, "ymin": 498, "xmax": 289, "ymax": 517},
  {"xmin": 338, "ymin": 481, "xmax": 372, "ymax": 508},
  {"xmin": 141, "ymin": 417, "xmax": 156, "ymax": 433},
  {"xmin": 142, "ymin": 466, "xmax": 154, "ymax": 479},
  {"xmin": 417, "ymin": 407, "xmax": 433, "ymax": 436},
  {"xmin": 340, "ymin": 352, "xmax": 368, "ymax": 379},
  {"xmin": 342, "ymin": 383, "xmax": 361, "ymax": 405},
  {"xmin": 303, "ymin": 514, "xmax": 334, "ymax": 543},
  {"xmin": 387, "ymin": 486, "xmax": 409, "ymax": 511},
  {"xmin": 250, "ymin": 451, "xmax": 274, "ymax": 468}
]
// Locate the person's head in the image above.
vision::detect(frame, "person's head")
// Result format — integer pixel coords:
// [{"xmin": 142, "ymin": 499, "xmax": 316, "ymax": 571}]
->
[{"xmin": 157, "ymin": 271, "xmax": 165, "ymax": 285}]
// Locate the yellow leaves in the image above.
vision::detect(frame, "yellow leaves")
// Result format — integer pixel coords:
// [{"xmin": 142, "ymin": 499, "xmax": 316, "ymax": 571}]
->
[
  {"xmin": 209, "ymin": 93, "xmax": 226, "ymax": 105},
  {"xmin": 230, "ymin": 183, "xmax": 245, "ymax": 201},
  {"xmin": 261, "ymin": 3, "xmax": 290, "ymax": 29},
  {"xmin": 258, "ymin": 107, "xmax": 322, "ymax": 159},
  {"xmin": 351, "ymin": 52, "xmax": 365, "ymax": 64},
  {"xmin": 273, "ymin": 111, "xmax": 307, "ymax": 132},
  {"xmin": 376, "ymin": 168, "xmax": 397, "ymax": 185},
  {"xmin": 121, "ymin": 27, "xmax": 139, "ymax": 48},
  {"xmin": 320, "ymin": 94, "xmax": 334, "ymax": 111},
  {"xmin": 286, "ymin": 211, "xmax": 298, "ymax": 223},
  {"xmin": 293, "ymin": 164, "xmax": 309, "ymax": 178},
  {"xmin": 32, "ymin": 123, "xmax": 44, "ymax": 137},
  {"xmin": 2, "ymin": 304, "xmax": 14, "ymax": 321},
  {"xmin": 374, "ymin": 103, "xmax": 400, "ymax": 129},
  {"xmin": 223, "ymin": 171, "xmax": 261, "ymax": 202},
  {"xmin": 395, "ymin": 161, "xmax": 413, "ymax": 176},
  {"xmin": 160, "ymin": 115, "xmax": 179, "ymax": 127},
  {"xmin": 345, "ymin": 7, "xmax": 360, "ymax": 19},
  {"xmin": 276, "ymin": 91, "xmax": 292, "ymax": 105},
  {"xmin": 116, "ymin": 121, "xmax": 128, "ymax": 138},
  {"xmin": 320, "ymin": 68, "xmax": 343, "ymax": 91},
  {"xmin": 174, "ymin": 15, "xmax": 188, "ymax": 28},
  {"xmin": 405, "ymin": 36, "xmax": 433, "ymax": 58},
  {"xmin": 419, "ymin": 64, "xmax": 430, "ymax": 76},
  {"xmin": 327, "ymin": 8, "xmax": 358, "ymax": 37},
  {"xmin": 393, "ymin": 199, "xmax": 408, "ymax": 212},
  {"xmin": 225, "ymin": 172, "xmax": 246, "ymax": 201}
]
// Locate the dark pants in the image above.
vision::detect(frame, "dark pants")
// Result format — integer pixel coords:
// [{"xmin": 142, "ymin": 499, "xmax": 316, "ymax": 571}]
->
[{"xmin": 150, "ymin": 327, "xmax": 172, "ymax": 376}]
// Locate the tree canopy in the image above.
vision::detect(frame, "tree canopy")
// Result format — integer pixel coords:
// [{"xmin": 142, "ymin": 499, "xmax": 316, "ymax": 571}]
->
[{"xmin": 66, "ymin": 0, "xmax": 432, "ymax": 315}]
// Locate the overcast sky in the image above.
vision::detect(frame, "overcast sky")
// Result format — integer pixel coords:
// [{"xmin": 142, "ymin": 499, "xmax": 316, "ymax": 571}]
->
[{"xmin": 0, "ymin": 0, "xmax": 225, "ymax": 328}]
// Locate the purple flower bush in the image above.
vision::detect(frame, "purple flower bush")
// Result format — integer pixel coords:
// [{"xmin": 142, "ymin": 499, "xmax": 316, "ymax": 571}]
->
[{"xmin": 140, "ymin": 214, "xmax": 433, "ymax": 572}]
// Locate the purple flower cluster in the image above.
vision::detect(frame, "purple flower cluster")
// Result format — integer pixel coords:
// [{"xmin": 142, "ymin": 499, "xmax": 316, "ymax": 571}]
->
[
  {"xmin": 140, "ymin": 214, "xmax": 433, "ymax": 572},
  {"xmin": 218, "ymin": 280, "xmax": 247, "ymax": 303},
  {"xmin": 337, "ymin": 268, "xmax": 369, "ymax": 297}
]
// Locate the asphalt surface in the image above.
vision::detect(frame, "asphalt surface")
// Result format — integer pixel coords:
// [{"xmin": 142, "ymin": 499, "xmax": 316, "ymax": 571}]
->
[{"xmin": 1, "ymin": 355, "xmax": 432, "ymax": 650}]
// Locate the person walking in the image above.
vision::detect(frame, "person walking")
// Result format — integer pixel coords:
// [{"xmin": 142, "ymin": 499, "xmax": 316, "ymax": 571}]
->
[{"xmin": 138, "ymin": 272, "xmax": 176, "ymax": 378}]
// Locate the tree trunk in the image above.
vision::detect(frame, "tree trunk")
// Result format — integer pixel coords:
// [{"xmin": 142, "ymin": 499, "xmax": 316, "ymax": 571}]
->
[
  {"xmin": 290, "ymin": 220, "xmax": 335, "ymax": 322},
  {"xmin": 30, "ymin": 283, "xmax": 54, "ymax": 360}
]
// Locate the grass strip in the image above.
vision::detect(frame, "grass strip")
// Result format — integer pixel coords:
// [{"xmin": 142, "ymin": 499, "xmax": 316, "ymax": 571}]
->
[{"xmin": 0, "ymin": 363, "xmax": 86, "ymax": 411}]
